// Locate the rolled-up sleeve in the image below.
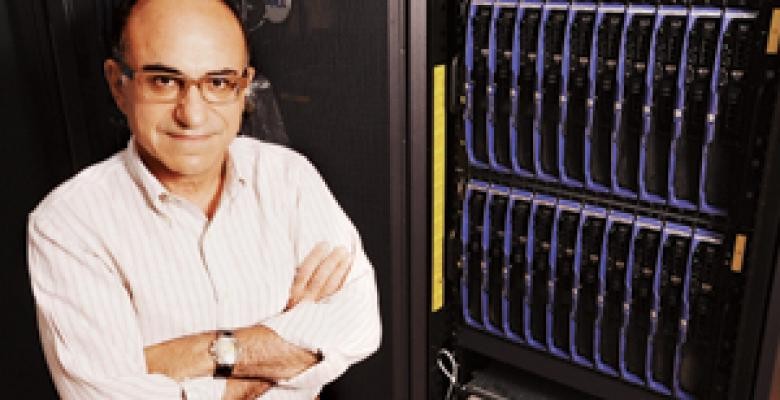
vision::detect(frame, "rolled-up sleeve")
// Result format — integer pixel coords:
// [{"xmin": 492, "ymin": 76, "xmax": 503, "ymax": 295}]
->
[
  {"xmin": 28, "ymin": 215, "xmax": 226, "ymax": 400},
  {"xmin": 259, "ymin": 156, "xmax": 382, "ymax": 392}
]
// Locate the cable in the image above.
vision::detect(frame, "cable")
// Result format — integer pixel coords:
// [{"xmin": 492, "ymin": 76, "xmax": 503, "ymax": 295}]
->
[{"xmin": 437, "ymin": 348, "xmax": 461, "ymax": 400}]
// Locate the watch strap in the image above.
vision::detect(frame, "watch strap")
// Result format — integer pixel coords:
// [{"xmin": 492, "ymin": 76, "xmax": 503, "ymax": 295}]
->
[{"xmin": 214, "ymin": 363, "xmax": 233, "ymax": 378}]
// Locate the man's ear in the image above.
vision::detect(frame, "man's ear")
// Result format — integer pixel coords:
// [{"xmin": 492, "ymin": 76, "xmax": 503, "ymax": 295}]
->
[
  {"xmin": 239, "ymin": 66, "xmax": 257, "ymax": 115},
  {"xmin": 242, "ymin": 67, "xmax": 256, "ymax": 98},
  {"xmin": 104, "ymin": 58, "xmax": 128, "ymax": 114}
]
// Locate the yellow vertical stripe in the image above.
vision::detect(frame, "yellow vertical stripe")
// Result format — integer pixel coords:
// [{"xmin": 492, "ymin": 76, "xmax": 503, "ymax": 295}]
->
[
  {"xmin": 432, "ymin": 65, "xmax": 446, "ymax": 312},
  {"xmin": 731, "ymin": 234, "xmax": 748, "ymax": 273},
  {"xmin": 767, "ymin": 9, "xmax": 780, "ymax": 54}
]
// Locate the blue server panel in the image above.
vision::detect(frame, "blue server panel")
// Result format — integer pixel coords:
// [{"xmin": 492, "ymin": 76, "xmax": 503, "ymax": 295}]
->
[
  {"xmin": 462, "ymin": 180, "xmax": 489, "ymax": 328},
  {"xmin": 527, "ymin": 195, "xmax": 557, "ymax": 348},
  {"xmin": 561, "ymin": 4, "xmax": 595, "ymax": 187},
  {"xmin": 466, "ymin": 3, "xmax": 492, "ymax": 168},
  {"xmin": 513, "ymin": 2, "xmax": 543, "ymax": 176},
  {"xmin": 648, "ymin": 223, "xmax": 692, "ymax": 395},
  {"xmin": 457, "ymin": 183, "xmax": 746, "ymax": 397},
  {"xmin": 505, "ymin": 190, "xmax": 533, "ymax": 341},
  {"xmin": 453, "ymin": 3, "xmax": 770, "ymax": 398},
  {"xmin": 700, "ymin": 12, "xmax": 757, "ymax": 215},
  {"xmin": 640, "ymin": 7, "xmax": 687, "ymax": 205},
  {"xmin": 622, "ymin": 217, "xmax": 663, "ymax": 385},
  {"xmin": 549, "ymin": 200, "xmax": 581, "ymax": 358},
  {"xmin": 585, "ymin": 5, "xmax": 624, "ymax": 192},
  {"xmin": 668, "ymin": 9, "xmax": 722, "ymax": 211},
  {"xmin": 573, "ymin": 205, "xmax": 607, "ymax": 366},
  {"xmin": 613, "ymin": 6, "xmax": 655, "ymax": 198},
  {"xmin": 464, "ymin": 4, "xmax": 761, "ymax": 216},
  {"xmin": 489, "ymin": 3, "xmax": 516, "ymax": 172},
  {"xmin": 596, "ymin": 211, "xmax": 635, "ymax": 376},
  {"xmin": 535, "ymin": 3, "xmax": 569, "ymax": 181},
  {"xmin": 483, "ymin": 186, "xmax": 511, "ymax": 335},
  {"xmin": 675, "ymin": 230, "xmax": 723, "ymax": 399}
]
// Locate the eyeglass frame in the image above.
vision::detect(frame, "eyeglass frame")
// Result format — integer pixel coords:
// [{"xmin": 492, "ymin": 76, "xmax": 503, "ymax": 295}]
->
[{"xmin": 112, "ymin": 56, "xmax": 252, "ymax": 105}]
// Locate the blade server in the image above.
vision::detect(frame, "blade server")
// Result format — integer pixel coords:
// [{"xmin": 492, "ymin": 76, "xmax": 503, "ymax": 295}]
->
[
  {"xmin": 464, "ymin": 1, "xmax": 758, "ymax": 213},
  {"xmin": 437, "ymin": 0, "xmax": 780, "ymax": 398},
  {"xmin": 459, "ymin": 181, "xmax": 731, "ymax": 397}
]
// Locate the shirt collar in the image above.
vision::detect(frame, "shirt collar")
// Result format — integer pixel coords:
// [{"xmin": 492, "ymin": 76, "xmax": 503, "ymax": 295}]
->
[
  {"xmin": 124, "ymin": 139, "xmax": 170, "ymax": 213},
  {"xmin": 123, "ymin": 139, "xmax": 249, "ymax": 215},
  {"xmin": 223, "ymin": 141, "xmax": 249, "ymax": 201}
]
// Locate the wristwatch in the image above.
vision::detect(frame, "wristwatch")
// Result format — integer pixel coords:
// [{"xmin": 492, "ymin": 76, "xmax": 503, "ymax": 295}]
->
[{"xmin": 209, "ymin": 330, "xmax": 239, "ymax": 378}]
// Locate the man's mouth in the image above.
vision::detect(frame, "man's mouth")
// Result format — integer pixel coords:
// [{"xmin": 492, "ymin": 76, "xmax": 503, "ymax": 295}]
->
[{"xmin": 166, "ymin": 132, "xmax": 213, "ymax": 140}]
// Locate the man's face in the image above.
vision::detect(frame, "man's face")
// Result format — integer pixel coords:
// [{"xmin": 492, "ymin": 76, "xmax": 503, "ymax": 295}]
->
[{"xmin": 106, "ymin": 0, "xmax": 253, "ymax": 180}]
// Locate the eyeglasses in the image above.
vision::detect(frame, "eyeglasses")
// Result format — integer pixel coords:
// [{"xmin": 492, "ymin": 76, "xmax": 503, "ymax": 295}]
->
[{"xmin": 115, "ymin": 58, "xmax": 251, "ymax": 104}]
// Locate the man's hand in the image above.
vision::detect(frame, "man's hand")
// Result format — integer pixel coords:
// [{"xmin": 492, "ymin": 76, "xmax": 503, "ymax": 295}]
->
[
  {"xmin": 286, "ymin": 242, "xmax": 352, "ymax": 310},
  {"xmin": 223, "ymin": 379, "xmax": 272, "ymax": 400},
  {"xmin": 233, "ymin": 325, "xmax": 319, "ymax": 381}
]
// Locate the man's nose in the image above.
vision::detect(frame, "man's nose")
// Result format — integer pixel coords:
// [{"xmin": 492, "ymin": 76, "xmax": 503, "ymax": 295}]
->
[{"xmin": 174, "ymin": 84, "xmax": 208, "ymax": 128}]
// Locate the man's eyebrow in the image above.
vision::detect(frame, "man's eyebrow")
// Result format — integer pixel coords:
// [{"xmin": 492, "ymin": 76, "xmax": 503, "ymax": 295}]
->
[
  {"xmin": 141, "ymin": 64, "xmax": 183, "ymax": 74},
  {"xmin": 140, "ymin": 64, "xmax": 241, "ymax": 76},
  {"xmin": 205, "ymin": 68, "xmax": 242, "ymax": 76}
]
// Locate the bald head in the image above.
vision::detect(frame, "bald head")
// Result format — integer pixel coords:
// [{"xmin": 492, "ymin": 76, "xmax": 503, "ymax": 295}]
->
[
  {"xmin": 113, "ymin": 0, "xmax": 249, "ymax": 63},
  {"xmin": 103, "ymin": 0, "xmax": 256, "ymax": 185}
]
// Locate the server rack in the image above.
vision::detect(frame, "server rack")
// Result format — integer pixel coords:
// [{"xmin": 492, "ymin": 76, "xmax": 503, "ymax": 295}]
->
[{"xmin": 426, "ymin": 0, "xmax": 780, "ymax": 398}]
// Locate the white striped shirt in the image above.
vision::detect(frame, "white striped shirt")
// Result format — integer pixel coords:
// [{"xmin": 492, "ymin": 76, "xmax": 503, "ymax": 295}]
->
[{"xmin": 27, "ymin": 137, "xmax": 382, "ymax": 399}]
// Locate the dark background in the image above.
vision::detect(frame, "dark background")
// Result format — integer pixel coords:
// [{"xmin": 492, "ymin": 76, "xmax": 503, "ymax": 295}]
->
[
  {"xmin": 1, "ymin": 2, "xmax": 63, "ymax": 397},
  {"xmin": 0, "ymin": 1, "xmax": 408, "ymax": 398}
]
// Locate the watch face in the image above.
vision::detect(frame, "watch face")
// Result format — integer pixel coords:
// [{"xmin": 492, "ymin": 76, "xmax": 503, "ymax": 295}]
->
[{"xmin": 214, "ymin": 336, "xmax": 238, "ymax": 365}]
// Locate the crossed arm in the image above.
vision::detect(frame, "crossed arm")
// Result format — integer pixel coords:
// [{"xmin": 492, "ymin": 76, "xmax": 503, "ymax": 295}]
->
[
  {"xmin": 29, "ymin": 209, "xmax": 378, "ymax": 400},
  {"xmin": 145, "ymin": 243, "xmax": 353, "ymax": 399}
]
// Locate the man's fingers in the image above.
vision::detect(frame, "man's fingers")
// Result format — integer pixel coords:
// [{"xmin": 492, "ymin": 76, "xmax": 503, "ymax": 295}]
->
[
  {"xmin": 301, "ymin": 246, "xmax": 348, "ymax": 303},
  {"xmin": 288, "ymin": 244, "xmax": 351, "ymax": 309},
  {"xmin": 224, "ymin": 379, "xmax": 271, "ymax": 400},
  {"xmin": 317, "ymin": 253, "xmax": 352, "ymax": 300},
  {"xmin": 289, "ymin": 242, "xmax": 331, "ymax": 300},
  {"xmin": 244, "ymin": 380, "xmax": 272, "ymax": 399}
]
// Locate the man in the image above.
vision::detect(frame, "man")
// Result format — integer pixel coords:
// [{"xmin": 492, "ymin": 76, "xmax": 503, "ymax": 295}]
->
[{"xmin": 26, "ymin": 0, "xmax": 381, "ymax": 399}]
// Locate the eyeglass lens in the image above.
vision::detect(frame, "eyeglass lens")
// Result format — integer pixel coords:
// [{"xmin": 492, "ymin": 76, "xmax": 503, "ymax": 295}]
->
[{"xmin": 137, "ymin": 73, "xmax": 244, "ymax": 103}]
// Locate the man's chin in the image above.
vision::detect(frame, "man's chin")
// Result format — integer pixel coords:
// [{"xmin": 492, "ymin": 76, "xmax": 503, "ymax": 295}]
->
[{"xmin": 161, "ymin": 156, "xmax": 223, "ymax": 179}]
